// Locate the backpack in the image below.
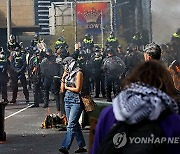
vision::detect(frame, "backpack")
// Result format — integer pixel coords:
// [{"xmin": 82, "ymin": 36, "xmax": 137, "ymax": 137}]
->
[
  {"xmin": 98, "ymin": 120, "xmax": 168, "ymax": 154},
  {"xmin": 41, "ymin": 114, "xmax": 64, "ymax": 129}
]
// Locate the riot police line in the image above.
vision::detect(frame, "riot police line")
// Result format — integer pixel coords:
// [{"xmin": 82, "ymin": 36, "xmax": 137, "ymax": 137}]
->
[{"xmin": 1, "ymin": 32, "xmax": 180, "ymax": 113}]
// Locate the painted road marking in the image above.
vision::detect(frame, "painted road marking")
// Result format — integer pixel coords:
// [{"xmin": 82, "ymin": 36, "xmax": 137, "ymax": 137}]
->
[{"xmin": 5, "ymin": 104, "xmax": 34, "ymax": 119}]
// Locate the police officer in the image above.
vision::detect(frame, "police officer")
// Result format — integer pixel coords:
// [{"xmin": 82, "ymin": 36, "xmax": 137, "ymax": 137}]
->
[
  {"xmin": 102, "ymin": 47, "xmax": 125, "ymax": 102},
  {"xmin": 10, "ymin": 47, "xmax": 29, "ymax": 103},
  {"xmin": 54, "ymin": 48, "xmax": 66, "ymax": 113},
  {"xmin": 77, "ymin": 49, "xmax": 92, "ymax": 96},
  {"xmin": 161, "ymin": 44, "xmax": 175, "ymax": 67},
  {"xmin": 54, "ymin": 36, "xmax": 69, "ymax": 51},
  {"xmin": 105, "ymin": 31, "xmax": 119, "ymax": 51},
  {"xmin": 132, "ymin": 32, "xmax": 143, "ymax": 49},
  {"xmin": 40, "ymin": 48, "xmax": 59, "ymax": 109},
  {"xmin": 81, "ymin": 33, "xmax": 94, "ymax": 51},
  {"xmin": 31, "ymin": 33, "xmax": 40, "ymax": 49},
  {"xmin": 0, "ymin": 48, "xmax": 9, "ymax": 103},
  {"xmin": 116, "ymin": 45, "xmax": 126, "ymax": 61},
  {"xmin": 125, "ymin": 44, "xmax": 144, "ymax": 76},
  {"xmin": 91, "ymin": 46, "xmax": 105, "ymax": 98},
  {"xmin": 7, "ymin": 34, "xmax": 21, "ymax": 52},
  {"xmin": 171, "ymin": 28, "xmax": 180, "ymax": 41},
  {"xmin": 29, "ymin": 49, "xmax": 44, "ymax": 107}
]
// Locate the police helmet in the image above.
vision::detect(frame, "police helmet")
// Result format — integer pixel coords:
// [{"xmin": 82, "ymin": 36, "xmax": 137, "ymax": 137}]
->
[
  {"xmin": 0, "ymin": 47, "xmax": 4, "ymax": 54},
  {"xmin": 118, "ymin": 45, "xmax": 122, "ymax": 49},
  {"xmin": 85, "ymin": 33, "xmax": 91, "ymax": 38},
  {"xmin": 79, "ymin": 50, "xmax": 86, "ymax": 57},
  {"xmin": 35, "ymin": 49, "xmax": 41, "ymax": 56},
  {"xmin": 94, "ymin": 46, "xmax": 100, "ymax": 52},
  {"xmin": 109, "ymin": 31, "xmax": 114, "ymax": 37},
  {"xmin": 15, "ymin": 47, "xmax": 20, "ymax": 52},
  {"xmin": 46, "ymin": 48, "xmax": 53, "ymax": 56},
  {"xmin": 34, "ymin": 33, "xmax": 39, "ymax": 39},
  {"xmin": 58, "ymin": 36, "xmax": 64, "ymax": 41},
  {"xmin": 127, "ymin": 43, "xmax": 137, "ymax": 52},
  {"xmin": 9, "ymin": 34, "xmax": 15, "ymax": 41},
  {"xmin": 106, "ymin": 47, "xmax": 114, "ymax": 54}
]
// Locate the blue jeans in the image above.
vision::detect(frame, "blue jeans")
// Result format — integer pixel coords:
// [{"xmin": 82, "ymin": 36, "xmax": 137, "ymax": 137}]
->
[{"xmin": 61, "ymin": 91, "xmax": 86, "ymax": 149}]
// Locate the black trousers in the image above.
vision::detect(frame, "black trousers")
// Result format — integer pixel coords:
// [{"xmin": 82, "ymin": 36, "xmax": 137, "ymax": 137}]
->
[
  {"xmin": 33, "ymin": 80, "xmax": 43, "ymax": 106},
  {"xmin": 0, "ymin": 76, "xmax": 8, "ymax": 100},
  {"xmin": 104, "ymin": 75, "xmax": 121, "ymax": 101},
  {"xmin": 11, "ymin": 73, "xmax": 29, "ymax": 101}
]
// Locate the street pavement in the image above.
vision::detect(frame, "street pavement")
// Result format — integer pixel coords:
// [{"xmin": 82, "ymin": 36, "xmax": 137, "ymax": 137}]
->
[{"xmin": 0, "ymin": 89, "xmax": 90, "ymax": 154}]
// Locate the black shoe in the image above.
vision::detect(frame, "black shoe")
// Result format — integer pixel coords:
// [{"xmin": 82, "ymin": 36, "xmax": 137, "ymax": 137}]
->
[
  {"xmin": 59, "ymin": 147, "xmax": 69, "ymax": 154},
  {"xmin": 9, "ymin": 99, "xmax": 16, "ymax": 104},
  {"xmin": 26, "ymin": 99, "xmax": 29, "ymax": 103},
  {"xmin": 43, "ymin": 104, "xmax": 48, "ymax": 108},
  {"xmin": 75, "ymin": 147, "xmax": 87, "ymax": 153},
  {"xmin": 31, "ymin": 104, "xmax": 39, "ymax": 108},
  {"xmin": 3, "ymin": 99, "xmax": 9, "ymax": 103},
  {"xmin": 107, "ymin": 99, "xmax": 112, "ymax": 102},
  {"xmin": 94, "ymin": 95, "xmax": 99, "ymax": 98},
  {"xmin": 102, "ymin": 95, "xmax": 106, "ymax": 98}
]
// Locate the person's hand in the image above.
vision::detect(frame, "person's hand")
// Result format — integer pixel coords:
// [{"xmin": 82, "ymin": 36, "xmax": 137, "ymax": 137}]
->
[
  {"xmin": 62, "ymin": 69, "xmax": 69, "ymax": 80},
  {"xmin": 64, "ymin": 84, "xmax": 68, "ymax": 90}
]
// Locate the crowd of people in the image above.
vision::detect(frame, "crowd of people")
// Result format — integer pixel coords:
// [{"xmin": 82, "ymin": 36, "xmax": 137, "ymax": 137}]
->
[{"xmin": 0, "ymin": 29, "xmax": 180, "ymax": 153}]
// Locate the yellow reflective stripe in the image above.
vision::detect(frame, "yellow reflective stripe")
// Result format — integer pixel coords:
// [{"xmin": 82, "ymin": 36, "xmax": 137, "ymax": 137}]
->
[
  {"xmin": 83, "ymin": 39, "xmax": 93, "ymax": 43},
  {"xmin": 56, "ymin": 40, "xmax": 65, "ymax": 44},
  {"xmin": 107, "ymin": 37, "xmax": 117, "ymax": 42},
  {"xmin": 0, "ymin": 59, "xmax": 6, "ymax": 62},
  {"xmin": 172, "ymin": 33, "xmax": 180, "ymax": 38}
]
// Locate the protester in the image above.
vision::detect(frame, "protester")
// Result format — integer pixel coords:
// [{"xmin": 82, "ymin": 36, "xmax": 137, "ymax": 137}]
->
[
  {"xmin": 59, "ymin": 57, "xmax": 87, "ymax": 154},
  {"xmin": 91, "ymin": 60, "xmax": 180, "ymax": 154}
]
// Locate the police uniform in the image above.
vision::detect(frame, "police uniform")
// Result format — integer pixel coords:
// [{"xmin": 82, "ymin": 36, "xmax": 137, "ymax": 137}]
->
[
  {"xmin": 10, "ymin": 51, "xmax": 29, "ymax": 103},
  {"xmin": 132, "ymin": 33, "xmax": 143, "ymax": 48},
  {"xmin": 55, "ymin": 40, "xmax": 68, "ymax": 50},
  {"xmin": 91, "ymin": 51, "xmax": 105, "ymax": 98},
  {"xmin": 105, "ymin": 36, "xmax": 119, "ymax": 50},
  {"xmin": 81, "ymin": 38, "xmax": 94, "ymax": 51},
  {"xmin": 7, "ymin": 41, "xmax": 21, "ymax": 52},
  {"xmin": 0, "ymin": 53, "xmax": 9, "ymax": 102},
  {"xmin": 77, "ymin": 50, "xmax": 92, "ymax": 95},
  {"xmin": 29, "ymin": 53, "xmax": 43, "ymax": 107},
  {"xmin": 31, "ymin": 39, "xmax": 39, "ymax": 48},
  {"xmin": 103, "ymin": 52, "xmax": 125, "ymax": 102},
  {"xmin": 40, "ymin": 53, "xmax": 57, "ymax": 108}
]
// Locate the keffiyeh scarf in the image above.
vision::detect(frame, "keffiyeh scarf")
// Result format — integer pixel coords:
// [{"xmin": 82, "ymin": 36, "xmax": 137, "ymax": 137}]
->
[
  {"xmin": 113, "ymin": 82, "xmax": 179, "ymax": 124},
  {"xmin": 63, "ymin": 57, "xmax": 81, "ymax": 85}
]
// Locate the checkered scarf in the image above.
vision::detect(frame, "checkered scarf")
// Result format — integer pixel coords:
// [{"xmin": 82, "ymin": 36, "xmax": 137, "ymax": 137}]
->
[{"xmin": 113, "ymin": 82, "xmax": 179, "ymax": 124}]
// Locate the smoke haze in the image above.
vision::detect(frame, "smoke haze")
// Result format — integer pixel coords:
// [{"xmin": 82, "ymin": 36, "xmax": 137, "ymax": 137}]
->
[{"xmin": 151, "ymin": 0, "xmax": 180, "ymax": 44}]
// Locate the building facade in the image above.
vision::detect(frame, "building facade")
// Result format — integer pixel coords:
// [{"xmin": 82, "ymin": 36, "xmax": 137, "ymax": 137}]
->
[{"xmin": 0, "ymin": 0, "xmax": 34, "ymax": 27}]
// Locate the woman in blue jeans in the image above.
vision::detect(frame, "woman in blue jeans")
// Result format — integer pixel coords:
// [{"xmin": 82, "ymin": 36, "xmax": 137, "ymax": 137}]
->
[{"xmin": 59, "ymin": 57, "xmax": 87, "ymax": 154}]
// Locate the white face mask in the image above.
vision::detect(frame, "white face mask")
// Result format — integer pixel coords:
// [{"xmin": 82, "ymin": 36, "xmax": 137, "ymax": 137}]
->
[{"xmin": 0, "ymin": 54, "xmax": 5, "ymax": 59}]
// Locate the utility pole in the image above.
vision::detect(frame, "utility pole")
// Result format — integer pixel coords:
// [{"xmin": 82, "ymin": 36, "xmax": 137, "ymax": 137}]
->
[
  {"xmin": 101, "ymin": 11, "xmax": 104, "ymax": 48},
  {"xmin": 74, "ymin": 0, "xmax": 77, "ymax": 44},
  {"xmin": 110, "ymin": 0, "xmax": 113, "ymax": 32},
  {"xmin": 7, "ymin": 0, "xmax": 12, "ymax": 42}
]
